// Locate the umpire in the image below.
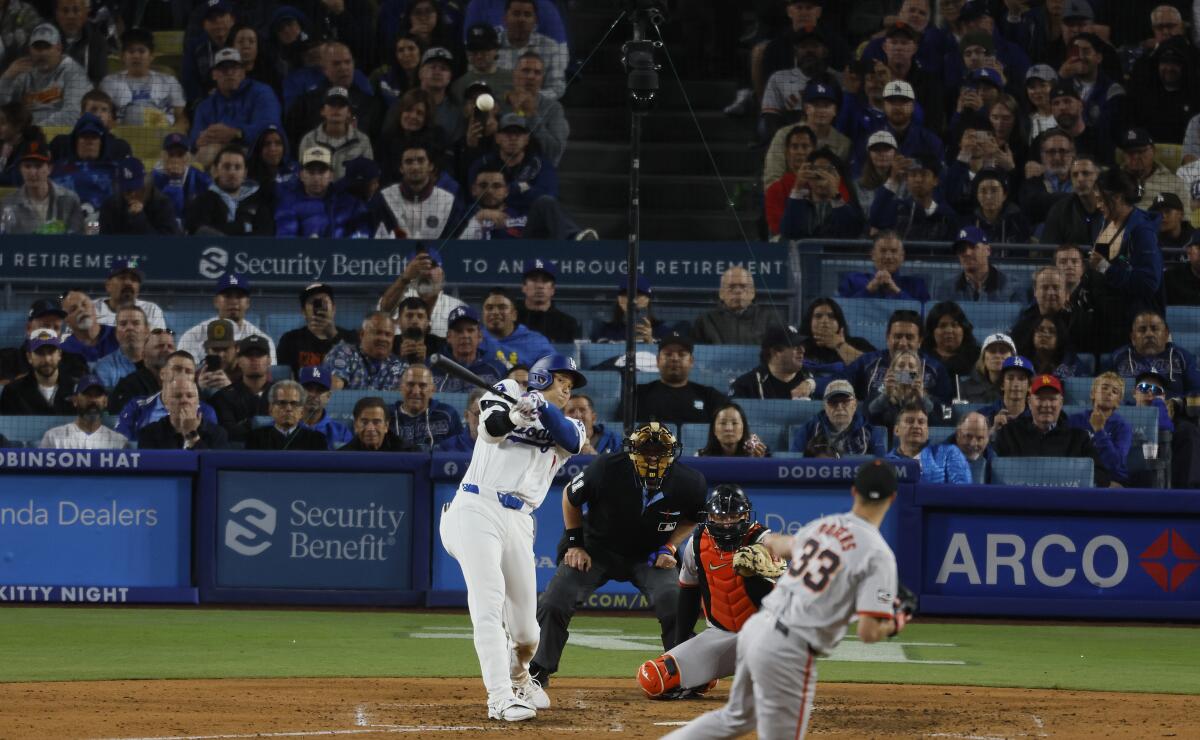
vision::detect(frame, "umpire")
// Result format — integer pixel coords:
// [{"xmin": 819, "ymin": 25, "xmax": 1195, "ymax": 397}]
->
[{"xmin": 529, "ymin": 422, "xmax": 707, "ymax": 688}]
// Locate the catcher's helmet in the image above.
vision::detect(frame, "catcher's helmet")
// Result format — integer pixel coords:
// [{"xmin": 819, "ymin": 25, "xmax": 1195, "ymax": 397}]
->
[
  {"xmin": 704, "ymin": 484, "xmax": 753, "ymax": 551},
  {"xmin": 528, "ymin": 353, "xmax": 587, "ymax": 390},
  {"xmin": 623, "ymin": 421, "xmax": 682, "ymax": 493}
]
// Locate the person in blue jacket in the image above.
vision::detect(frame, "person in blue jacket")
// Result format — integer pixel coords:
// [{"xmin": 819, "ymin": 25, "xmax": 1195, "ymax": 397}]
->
[
  {"xmin": 838, "ymin": 230, "xmax": 930, "ymax": 301},
  {"xmin": 190, "ymin": 48, "xmax": 282, "ymax": 167},
  {"xmin": 274, "ymin": 146, "xmax": 370, "ymax": 238},
  {"xmin": 434, "ymin": 305, "xmax": 507, "ymax": 392},
  {"xmin": 843, "ymin": 309, "xmax": 953, "ymax": 404},
  {"xmin": 1067, "ymin": 372, "xmax": 1133, "ymax": 485},
  {"xmin": 152, "ymin": 132, "xmax": 212, "ymax": 227},
  {"xmin": 886, "ymin": 402, "xmax": 971, "ymax": 483},
  {"xmin": 1109, "ymin": 310, "xmax": 1200, "ymax": 399},
  {"xmin": 116, "ymin": 351, "xmax": 219, "ymax": 439},
  {"xmin": 297, "ymin": 366, "xmax": 353, "ymax": 450},
  {"xmin": 478, "ymin": 288, "xmax": 554, "ymax": 368},
  {"xmin": 790, "ymin": 379, "xmax": 883, "ymax": 458},
  {"xmin": 1090, "ymin": 168, "xmax": 1166, "ymax": 353},
  {"xmin": 49, "ymin": 113, "xmax": 119, "ymax": 212},
  {"xmin": 779, "ymin": 148, "xmax": 866, "ymax": 240},
  {"xmin": 946, "ymin": 411, "xmax": 996, "ymax": 483},
  {"xmin": 467, "ymin": 114, "xmax": 558, "ymax": 211}
]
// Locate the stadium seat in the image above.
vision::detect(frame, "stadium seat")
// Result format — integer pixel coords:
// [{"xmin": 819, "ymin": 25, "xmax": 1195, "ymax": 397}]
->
[
  {"xmin": 0, "ymin": 311, "xmax": 26, "ymax": 344},
  {"xmin": 582, "ymin": 370, "xmax": 622, "ymax": 401},
  {"xmin": 1167, "ymin": 305, "xmax": 1200, "ymax": 334},
  {"xmin": 991, "ymin": 456, "xmax": 1094, "ymax": 487},
  {"xmin": 0, "ymin": 415, "xmax": 82, "ymax": 445},
  {"xmin": 959, "ymin": 302, "xmax": 1022, "ymax": 339},
  {"xmin": 325, "ymin": 390, "xmax": 402, "ymax": 422},
  {"xmin": 252, "ymin": 416, "xmax": 273, "ymax": 429},
  {"xmin": 1063, "ymin": 377, "xmax": 1093, "ymax": 405},
  {"xmin": 692, "ymin": 345, "xmax": 760, "ymax": 373},
  {"xmin": 950, "ymin": 403, "xmax": 987, "ymax": 423},
  {"xmin": 690, "ymin": 367, "xmax": 735, "ymax": 392},
  {"xmin": 967, "ymin": 457, "xmax": 988, "ymax": 484},
  {"xmin": 580, "ymin": 343, "xmax": 657, "ymax": 369},
  {"xmin": 737, "ymin": 398, "xmax": 822, "ymax": 429},
  {"xmin": 41, "ymin": 125, "xmax": 72, "ymax": 142},
  {"xmin": 113, "ymin": 125, "xmax": 173, "ymax": 166},
  {"xmin": 836, "ymin": 297, "xmax": 923, "ymax": 349},
  {"xmin": 152, "ymin": 30, "xmax": 184, "ymax": 55},
  {"xmin": 270, "ymin": 365, "xmax": 291, "ymax": 381},
  {"xmin": 551, "ymin": 343, "xmax": 578, "ymax": 361},
  {"xmin": 929, "ymin": 426, "xmax": 956, "ymax": 444},
  {"xmin": 1118, "ymin": 405, "xmax": 1160, "ymax": 447}
]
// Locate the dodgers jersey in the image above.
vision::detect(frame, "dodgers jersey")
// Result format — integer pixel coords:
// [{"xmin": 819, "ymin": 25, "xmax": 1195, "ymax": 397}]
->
[
  {"xmin": 760, "ymin": 512, "xmax": 897, "ymax": 655},
  {"xmin": 460, "ymin": 379, "xmax": 586, "ymax": 510}
]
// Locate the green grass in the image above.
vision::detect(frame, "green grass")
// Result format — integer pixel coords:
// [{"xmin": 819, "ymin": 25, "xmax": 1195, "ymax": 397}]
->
[{"xmin": 1, "ymin": 608, "xmax": 1197, "ymax": 694}]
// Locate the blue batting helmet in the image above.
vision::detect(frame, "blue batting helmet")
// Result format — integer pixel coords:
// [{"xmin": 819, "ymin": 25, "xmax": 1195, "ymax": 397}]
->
[{"xmin": 528, "ymin": 354, "xmax": 587, "ymax": 390}]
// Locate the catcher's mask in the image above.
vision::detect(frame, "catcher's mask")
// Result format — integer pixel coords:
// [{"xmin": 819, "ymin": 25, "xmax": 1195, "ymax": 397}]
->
[
  {"xmin": 704, "ymin": 484, "xmax": 753, "ymax": 551},
  {"xmin": 623, "ymin": 422, "xmax": 682, "ymax": 493}
]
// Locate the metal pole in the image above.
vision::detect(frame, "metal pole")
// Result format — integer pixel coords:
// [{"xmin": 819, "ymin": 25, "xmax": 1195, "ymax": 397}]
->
[{"xmin": 620, "ymin": 3, "xmax": 661, "ymax": 435}]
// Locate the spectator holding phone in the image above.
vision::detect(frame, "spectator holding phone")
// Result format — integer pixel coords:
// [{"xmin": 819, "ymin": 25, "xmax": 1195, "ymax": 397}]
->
[
  {"xmin": 778, "ymin": 149, "xmax": 866, "ymax": 240},
  {"xmin": 696, "ymin": 402, "xmax": 769, "ymax": 458},
  {"xmin": 866, "ymin": 348, "xmax": 949, "ymax": 431},
  {"xmin": 590, "ymin": 276, "xmax": 671, "ymax": 345},
  {"xmin": 277, "ymin": 283, "xmax": 357, "ymax": 377}
]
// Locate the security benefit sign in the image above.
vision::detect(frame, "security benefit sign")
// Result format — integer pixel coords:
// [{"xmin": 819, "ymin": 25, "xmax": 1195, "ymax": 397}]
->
[
  {"xmin": 924, "ymin": 512, "xmax": 1200, "ymax": 600},
  {"xmin": 216, "ymin": 471, "xmax": 413, "ymax": 590},
  {"xmin": 0, "ymin": 475, "xmax": 192, "ymax": 601}
]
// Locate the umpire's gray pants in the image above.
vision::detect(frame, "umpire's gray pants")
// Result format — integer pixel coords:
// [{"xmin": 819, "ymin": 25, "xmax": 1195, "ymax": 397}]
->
[{"xmin": 664, "ymin": 610, "xmax": 817, "ymax": 740}]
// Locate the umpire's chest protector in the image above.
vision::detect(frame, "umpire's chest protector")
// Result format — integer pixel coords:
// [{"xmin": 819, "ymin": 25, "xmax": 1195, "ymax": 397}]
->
[{"xmin": 575, "ymin": 455, "xmax": 707, "ymax": 558}]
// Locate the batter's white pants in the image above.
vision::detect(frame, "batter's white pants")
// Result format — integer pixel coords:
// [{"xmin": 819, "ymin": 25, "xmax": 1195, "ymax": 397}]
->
[
  {"xmin": 663, "ymin": 610, "xmax": 817, "ymax": 739},
  {"xmin": 439, "ymin": 492, "xmax": 540, "ymax": 704}
]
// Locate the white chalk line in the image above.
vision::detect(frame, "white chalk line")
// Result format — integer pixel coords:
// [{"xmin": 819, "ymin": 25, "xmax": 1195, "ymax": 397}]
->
[{"xmin": 94, "ymin": 726, "xmax": 616, "ymax": 740}]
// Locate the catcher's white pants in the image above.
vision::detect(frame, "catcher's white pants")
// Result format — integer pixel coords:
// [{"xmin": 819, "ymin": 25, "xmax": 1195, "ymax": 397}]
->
[
  {"xmin": 439, "ymin": 492, "xmax": 539, "ymax": 704},
  {"xmin": 664, "ymin": 610, "xmax": 817, "ymax": 739}
]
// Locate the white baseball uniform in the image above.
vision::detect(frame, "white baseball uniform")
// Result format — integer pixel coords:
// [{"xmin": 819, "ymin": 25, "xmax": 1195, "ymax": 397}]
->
[
  {"xmin": 39, "ymin": 422, "xmax": 129, "ymax": 449},
  {"xmin": 438, "ymin": 379, "xmax": 585, "ymax": 707},
  {"xmin": 666, "ymin": 511, "xmax": 897, "ymax": 739}
]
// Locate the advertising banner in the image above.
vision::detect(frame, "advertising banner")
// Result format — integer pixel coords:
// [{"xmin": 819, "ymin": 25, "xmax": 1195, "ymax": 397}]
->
[
  {"xmin": 901, "ymin": 485, "xmax": 1200, "ymax": 618},
  {"xmin": 0, "ymin": 237, "xmax": 789, "ymax": 291},
  {"xmin": 214, "ymin": 470, "xmax": 414, "ymax": 590},
  {"xmin": 428, "ymin": 454, "xmax": 908, "ymax": 607},
  {"xmin": 0, "ymin": 475, "xmax": 193, "ymax": 599}
]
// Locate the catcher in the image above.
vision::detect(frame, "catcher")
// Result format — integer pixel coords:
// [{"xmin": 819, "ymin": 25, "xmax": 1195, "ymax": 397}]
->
[{"xmin": 636, "ymin": 484, "xmax": 785, "ymax": 700}]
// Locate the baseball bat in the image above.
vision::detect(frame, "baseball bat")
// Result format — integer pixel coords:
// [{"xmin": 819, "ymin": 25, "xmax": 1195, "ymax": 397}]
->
[{"xmin": 429, "ymin": 353, "xmax": 519, "ymax": 403}]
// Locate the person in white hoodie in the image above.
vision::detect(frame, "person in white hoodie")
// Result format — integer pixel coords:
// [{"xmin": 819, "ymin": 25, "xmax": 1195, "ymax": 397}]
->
[{"xmin": 0, "ymin": 22, "xmax": 91, "ymax": 126}]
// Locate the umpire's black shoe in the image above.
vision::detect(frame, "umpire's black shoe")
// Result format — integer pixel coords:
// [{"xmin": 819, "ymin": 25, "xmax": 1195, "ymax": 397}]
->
[{"xmin": 529, "ymin": 662, "xmax": 550, "ymax": 688}]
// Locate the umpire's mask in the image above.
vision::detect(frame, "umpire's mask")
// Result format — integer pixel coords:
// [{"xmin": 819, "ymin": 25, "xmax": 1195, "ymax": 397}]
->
[{"xmin": 623, "ymin": 422, "xmax": 683, "ymax": 493}]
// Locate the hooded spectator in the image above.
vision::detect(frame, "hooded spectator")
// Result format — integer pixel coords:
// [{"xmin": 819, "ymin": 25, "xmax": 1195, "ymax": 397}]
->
[{"xmin": 99, "ymin": 156, "xmax": 180, "ymax": 235}]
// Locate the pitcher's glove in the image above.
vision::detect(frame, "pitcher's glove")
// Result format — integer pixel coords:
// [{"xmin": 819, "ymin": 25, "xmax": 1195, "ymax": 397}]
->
[
  {"xmin": 890, "ymin": 582, "xmax": 918, "ymax": 637},
  {"xmin": 732, "ymin": 543, "xmax": 787, "ymax": 578}
]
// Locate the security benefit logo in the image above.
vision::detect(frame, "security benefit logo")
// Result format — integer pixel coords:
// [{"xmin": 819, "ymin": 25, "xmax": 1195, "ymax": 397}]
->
[{"xmin": 223, "ymin": 497, "xmax": 406, "ymax": 562}]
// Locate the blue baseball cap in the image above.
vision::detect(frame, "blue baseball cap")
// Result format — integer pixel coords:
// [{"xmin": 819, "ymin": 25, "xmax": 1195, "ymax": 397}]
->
[
  {"xmin": 74, "ymin": 374, "xmax": 105, "ymax": 395},
  {"xmin": 117, "ymin": 156, "xmax": 146, "ymax": 192},
  {"xmin": 802, "ymin": 80, "xmax": 838, "ymax": 105},
  {"xmin": 523, "ymin": 258, "xmax": 557, "ymax": 280},
  {"xmin": 299, "ymin": 365, "xmax": 332, "ymax": 390},
  {"xmin": 952, "ymin": 225, "xmax": 988, "ymax": 251},
  {"xmin": 27, "ymin": 328, "xmax": 61, "ymax": 352},
  {"xmin": 409, "ymin": 246, "xmax": 442, "ymax": 267},
  {"xmin": 968, "ymin": 68, "xmax": 1003, "ymax": 88},
  {"xmin": 617, "ymin": 275, "xmax": 652, "ymax": 295},
  {"xmin": 74, "ymin": 113, "xmax": 105, "ymax": 138},
  {"xmin": 162, "ymin": 132, "xmax": 188, "ymax": 152},
  {"xmin": 203, "ymin": 0, "xmax": 233, "ymax": 18},
  {"xmin": 108, "ymin": 258, "xmax": 144, "ymax": 279},
  {"xmin": 341, "ymin": 156, "xmax": 380, "ymax": 185},
  {"xmin": 1001, "ymin": 355, "xmax": 1034, "ymax": 378},
  {"xmin": 215, "ymin": 272, "xmax": 250, "ymax": 294},
  {"xmin": 447, "ymin": 305, "xmax": 481, "ymax": 328}
]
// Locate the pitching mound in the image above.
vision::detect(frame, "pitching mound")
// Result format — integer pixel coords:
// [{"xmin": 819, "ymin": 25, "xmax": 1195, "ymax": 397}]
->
[{"xmin": 3, "ymin": 677, "xmax": 1195, "ymax": 739}]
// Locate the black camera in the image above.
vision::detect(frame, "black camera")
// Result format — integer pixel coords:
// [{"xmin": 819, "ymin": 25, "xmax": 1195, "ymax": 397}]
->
[
  {"xmin": 402, "ymin": 327, "xmax": 425, "ymax": 342},
  {"xmin": 204, "ymin": 354, "xmax": 222, "ymax": 372}
]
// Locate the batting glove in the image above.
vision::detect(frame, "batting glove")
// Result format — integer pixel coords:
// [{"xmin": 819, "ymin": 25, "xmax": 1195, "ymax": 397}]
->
[{"xmin": 508, "ymin": 392, "xmax": 544, "ymax": 427}]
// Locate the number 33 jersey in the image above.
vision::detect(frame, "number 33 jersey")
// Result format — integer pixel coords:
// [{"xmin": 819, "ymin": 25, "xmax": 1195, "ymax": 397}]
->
[{"xmin": 760, "ymin": 512, "xmax": 897, "ymax": 656}]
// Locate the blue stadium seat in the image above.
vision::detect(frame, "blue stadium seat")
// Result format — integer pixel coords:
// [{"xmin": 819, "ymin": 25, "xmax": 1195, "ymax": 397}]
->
[
  {"xmin": 692, "ymin": 345, "xmax": 760, "ymax": 373},
  {"xmin": 1167, "ymin": 305, "xmax": 1200, "ymax": 334},
  {"xmin": 1063, "ymin": 377, "xmax": 1093, "ymax": 405},
  {"xmin": 270, "ymin": 365, "xmax": 292, "ymax": 381},
  {"xmin": 325, "ymin": 390, "xmax": 402, "ymax": 422},
  {"xmin": 691, "ymin": 368, "xmax": 735, "ymax": 392},
  {"xmin": 551, "ymin": 343, "xmax": 579, "ymax": 362},
  {"xmin": 589, "ymin": 397, "xmax": 622, "ymax": 420},
  {"xmin": 1076, "ymin": 354, "xmax": 1096, "ymax": 376},
  {"xmin": 1173, "ymin": 331, "xmax": 1200, "ymax": 356},
  {"xmin": 737, "ymin": 399, "xmax": 822, "ymax": 430},
  {"xmin": 929, "ymin": 426, "xmax": 956, "ymax": 444},
  {"xmin": 950, "ymin": 402, "xmax": 987, "ymax": 423},
  {"xmin": 680, "ymin": 423, "xmax": 708, "ymax": 454},
  {"xmin": 1, "ymin": 311, "xmax": 26, "ymax": 344},
  {"xmin": 771, "ymin": 450, "xmax": 805, "ymax": 459},
  {"xmin": 582, "ymin": 370, "xmax": 623, "ymax": 403},
  {"xmin": 991, "ymin": 457, "xmax": 1094, "ymax": 487},
  {"xmin": 0, "ymin": 415, "xmax": 78, "ymax": 445},
  {"xmin": 959, "ymin": 302, "xmax": 1022, "ymax": 338},
  {"xmin": 1117, "ymin": 405, "xmax": 1159, "ymax": 446},
  {"xmin": 836, "ymin": 297, "xmax": 922, "ymax": 349},
  {"xmin": 967, "ymin": 457, "xmax": 988, "ymax": 484},
  {"xmin": 252, "ymin": 415, "xmax": 273, "ymax": 429}
]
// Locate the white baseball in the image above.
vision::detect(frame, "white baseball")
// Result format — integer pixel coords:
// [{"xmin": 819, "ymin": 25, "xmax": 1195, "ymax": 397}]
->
[{"xmin": 476, "ymin": 93, "xmax": 495, "ymax": 112}]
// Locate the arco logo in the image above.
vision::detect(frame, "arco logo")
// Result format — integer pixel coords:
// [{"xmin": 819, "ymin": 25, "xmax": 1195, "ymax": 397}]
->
[
  {"xmin": 224, "ymin": 498, "xmax": 277, "ymax": 556},
  {"xmin": 1138, "ymin": 529, "xmax": 1200, "ymax": 592}
]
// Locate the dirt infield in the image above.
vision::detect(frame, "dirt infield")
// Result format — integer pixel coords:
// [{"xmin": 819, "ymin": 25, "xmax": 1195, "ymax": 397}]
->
[{"xmin": 3, "ymin": 677, "xmax": 1195, "ymax": 739}]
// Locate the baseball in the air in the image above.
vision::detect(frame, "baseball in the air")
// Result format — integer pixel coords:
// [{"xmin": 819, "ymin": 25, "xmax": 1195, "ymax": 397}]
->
[{"xmin": 476, "ymin": 93, "xmax": 495, "ymax": 112}]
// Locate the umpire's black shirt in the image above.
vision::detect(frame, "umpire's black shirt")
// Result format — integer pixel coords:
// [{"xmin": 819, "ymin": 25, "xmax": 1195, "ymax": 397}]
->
[
  {"xmin": 634, "ymin": 380, "xmax": 726, "ymax": 426},
  {"xmin": 567, "ymin": 452, "xmax": 707, "ymax": 561}
]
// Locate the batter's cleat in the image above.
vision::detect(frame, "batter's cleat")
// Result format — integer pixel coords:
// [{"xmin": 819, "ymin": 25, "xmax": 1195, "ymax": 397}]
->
[
  {"xmin": 513, "ymin": 676, "xmax": 550, "ymax": 710},
  {"xmin": 488, "ymin": 696, "xmax": 536, "ymax": 722}
]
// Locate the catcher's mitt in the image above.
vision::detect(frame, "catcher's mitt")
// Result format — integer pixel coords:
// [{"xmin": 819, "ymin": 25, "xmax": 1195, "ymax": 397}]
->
[{"xmin": 732, "ymin": 543, "xmax": 786, "ymax": 578}]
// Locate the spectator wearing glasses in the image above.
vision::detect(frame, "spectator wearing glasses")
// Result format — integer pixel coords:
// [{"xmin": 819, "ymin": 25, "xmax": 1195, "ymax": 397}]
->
[
  {"xmin": 789, "ymin": 379, "xmax": 881, "ymax": 458},
  {"xmin": 692, "ymin": 266, "xmax": 785, "ymax": 346},
  {"xmin": 1067, "ymin": 372, "xmax": 1132, "ymax": 486},
  {"xmin": 297, "ymin": 365, "xmax": 352, "ymax": 450},
  {"xmin": 1111, "ymin": 310, "xmax": 1200, "ymax": 399},
  {"xmin": 1130, "ymin": 369, "xmax": 1200, "ymax": 488},
  {"xmin": 246, "ymin": 380, "xmax": 328, "ymax": 451}
]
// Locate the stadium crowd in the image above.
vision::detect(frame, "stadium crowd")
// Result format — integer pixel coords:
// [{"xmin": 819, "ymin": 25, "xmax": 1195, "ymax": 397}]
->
[{"xmin": 0, "ymin": 1, "xmax": 1199, "ymax": 490}]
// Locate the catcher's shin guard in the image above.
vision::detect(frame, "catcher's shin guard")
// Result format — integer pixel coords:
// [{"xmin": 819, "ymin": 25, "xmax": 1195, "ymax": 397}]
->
[{"xmin": 636, "ymin": 654, "xmax": 682, "ymax": 698}]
